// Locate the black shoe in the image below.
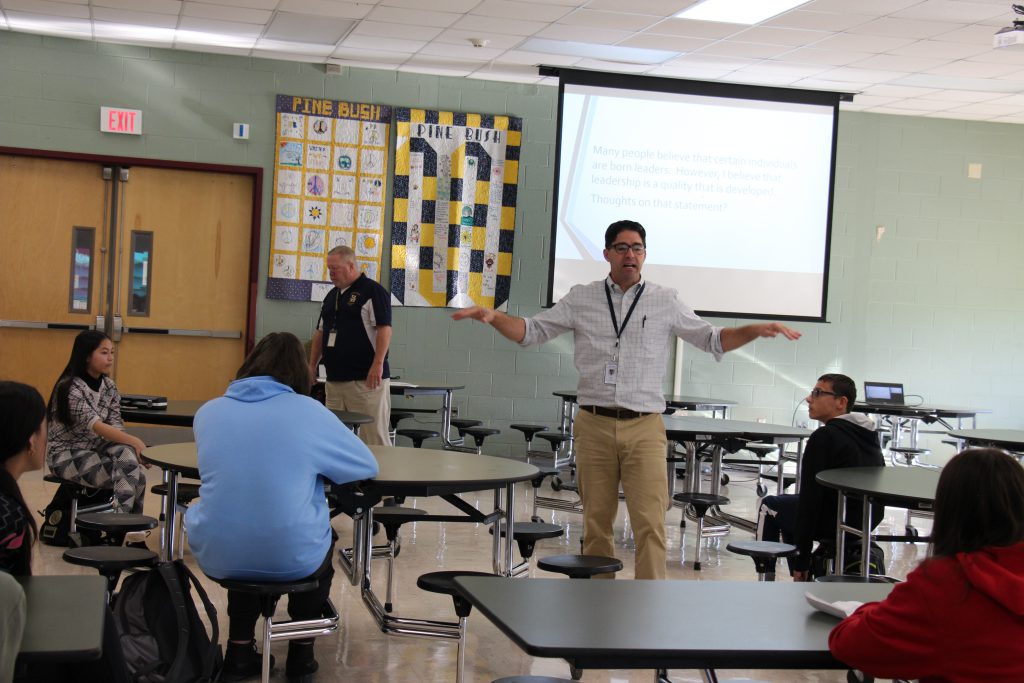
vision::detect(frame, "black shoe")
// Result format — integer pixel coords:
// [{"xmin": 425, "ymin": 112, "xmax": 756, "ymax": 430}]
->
[
  {"xmin": 221, "ymin": 640, "xmax": 274, "ymax": 681},
  {"xmin": 286, "ymin": 640, "xmax": 318, "ymax": 683}
]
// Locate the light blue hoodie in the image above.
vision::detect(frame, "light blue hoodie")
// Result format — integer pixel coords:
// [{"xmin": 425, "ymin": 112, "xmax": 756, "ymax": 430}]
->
[{"xmin": 185, "ymin": 376, "xmax": 378, "ymax": 580}]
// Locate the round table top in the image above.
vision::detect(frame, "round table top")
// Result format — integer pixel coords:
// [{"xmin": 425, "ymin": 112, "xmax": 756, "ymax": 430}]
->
[
  {"xmin": 553, "ymin": 389, "xmax": 736, "ymax": 409},
  {"xmin": 122, "ymin": 400, "xmax": 206, "ymax": 427},
  {"xmin": 816, "ymin": 466, "xmax": 940, "ymax": 507},
  {"xmin": 142, "ymin": 442, "xmax": 539, "ymax": 494},
  {"xmin": 389, "ymin": 383, "xmax": 465, "ymax": 395},
  {"xmin": 663, "ymin": 415, "xmax": 812, "ymax": 442},
  {"xmin": 851, "ymin": 403, "xmax": 989, "ymax": 419},
  {"xmin": 948, "ymin": 429, "xmax": 1024, "ymax": 451}
]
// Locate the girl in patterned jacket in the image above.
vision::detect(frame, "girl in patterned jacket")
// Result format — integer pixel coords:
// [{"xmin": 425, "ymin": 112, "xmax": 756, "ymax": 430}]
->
[{"xmin": 46, "ymin": 331, "xmax": 148, "ymax": 514}]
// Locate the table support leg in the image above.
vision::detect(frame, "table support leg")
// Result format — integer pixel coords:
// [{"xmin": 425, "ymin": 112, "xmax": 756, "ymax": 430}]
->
[{"xmin": 162, "ymin": 472, "xmax": 179, "ymax": 561}]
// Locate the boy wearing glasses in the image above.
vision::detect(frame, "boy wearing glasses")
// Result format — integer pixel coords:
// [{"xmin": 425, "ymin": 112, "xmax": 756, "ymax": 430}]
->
[
  {"xmin": 453, "ymin": 219, "xmax": 800, "ymax": 579},
  {"xmin": 758, "ymin": 373, "xmax": 884, "ymax": 580}
]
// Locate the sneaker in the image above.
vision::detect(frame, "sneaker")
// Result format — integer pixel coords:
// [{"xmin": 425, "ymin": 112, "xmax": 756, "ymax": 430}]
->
[{"xmin": 221, "ymin": 640, "xmax": 274, "ymax": 681}]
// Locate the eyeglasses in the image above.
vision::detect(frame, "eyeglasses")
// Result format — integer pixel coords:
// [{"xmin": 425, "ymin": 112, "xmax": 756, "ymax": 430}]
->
[
  {"xmin": 808, "ymin": 388, "xmax": 838, "ymax": 399},
  {"xmin": 609, "ymin": 243, "xmax": 646, "ymax": 255}
]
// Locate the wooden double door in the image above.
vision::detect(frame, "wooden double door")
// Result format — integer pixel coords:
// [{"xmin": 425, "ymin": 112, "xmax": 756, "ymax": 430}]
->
[{"xmin": 0, "ymin": 153, "xmax": 257, "ymax": 401}]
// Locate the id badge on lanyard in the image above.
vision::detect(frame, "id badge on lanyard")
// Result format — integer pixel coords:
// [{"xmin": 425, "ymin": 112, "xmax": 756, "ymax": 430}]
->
[{"xmin": 603, "ymin": 281, "xmax": 644, "ymax": 385}]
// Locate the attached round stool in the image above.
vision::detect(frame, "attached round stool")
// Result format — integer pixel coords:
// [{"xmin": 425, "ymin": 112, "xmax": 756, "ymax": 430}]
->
[
  {"xmin": 528, "ymin": 466, "xmax": 560, "ymax": 522},
  {"xmin": 372, "ymin": 506, "xmax": 427, "ymax": 612},
  {"xmin": 814, "ymin": 574, "xmax": 899, "ymax": 584},
  {"xmin": 75, "ymin": 511, "xmax": 159, "ymax": 546},
  {"xmin": 417, "ymin": 570, "xmax": 495, "ymax": 683},
  {"xmin": 744, "ymin": 443, "xmax": 780, "ymax": 497},
  {"xmin": 509, "ymin": 424, "xmax": 549, "ymax": 454},
  {"xmin": 489, "ymin": 522, "xmax": 564, "ymax": 561},
  {"xmin": 535, "ymin": 431, "xmax": 569, "ymax": 456},
  {"xmin": 41, "ymin": 474, "xmax": 113, "ymax": 545},
  {"xmin": 672, "ymin": 492, "xmax": 729, "ymax": 571},
  {"xmin": 150, "ymin": 481, "xmax": 201, "ymax": 504},
  {"xmin": 213, "ymin": 577, "xmax": 339, "ymax": 683},
  {"xmin": 726, "ymin": 540, "xmax": 797, "ymax": 581},
  {"xmin": 396, "ymin": 428, "xmax": 440, "ymax": 448},
  {"xmin": 390, "ymin": 411, "xmax": 415, "ymax": 431},
  {"xmin": 62, "ymin": 545, "xmax": 158, "ymax": 593},
  {"xmin": 537, "ymin": 554, "xmax": 622, "ymax": 579},
  {"xmin": 450, "ymin": 418, "xmax": 483, "ymax": 435},
  {"xmin": 462, "ymin": 426, "xmax": 501, "ymax": 451}
]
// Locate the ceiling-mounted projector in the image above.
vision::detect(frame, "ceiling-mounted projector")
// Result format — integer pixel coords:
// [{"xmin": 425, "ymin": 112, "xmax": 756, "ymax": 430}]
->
[{"xmin": 994, "ymin": 4, "xmax": 1024, "ymax": 48}]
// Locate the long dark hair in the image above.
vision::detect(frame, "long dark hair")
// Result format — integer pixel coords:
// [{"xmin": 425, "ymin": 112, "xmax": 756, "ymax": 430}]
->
[
  {"xmin": 931, "ymin": 447, "xmax": 1024, "ymax": 558},
  {"xmin": 0, "ymin": 381, "xmax": 45, "ymax": 572},
  {"xmin": 235, "ymin": 332, "xmax": 310, "ymax": 396},
  {"xmin": 48, "ymin": 330, "xmax": 110, "ymax": 427}
]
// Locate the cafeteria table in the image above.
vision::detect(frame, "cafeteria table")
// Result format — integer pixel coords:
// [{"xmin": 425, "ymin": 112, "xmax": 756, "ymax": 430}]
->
[
  {"xmin": 455, "ymin": 576, "xmax": 892, "ymax": 679},
  {"xmin": 948, "ymin": 428, "xmax": 1024, "ymax": 453},
  {"xmin": 817, "ymin": 466, "xmax": 939, "ymax": 577},
  {"xmin": 16, "ymin": 575, "xmax": 108, "ymax": 664}
]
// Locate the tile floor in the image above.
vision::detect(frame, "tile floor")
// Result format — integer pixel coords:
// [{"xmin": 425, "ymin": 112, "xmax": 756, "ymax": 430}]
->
[{"xmin": 20, "ymin": 451, "xmax": 926, "ymax": 683}]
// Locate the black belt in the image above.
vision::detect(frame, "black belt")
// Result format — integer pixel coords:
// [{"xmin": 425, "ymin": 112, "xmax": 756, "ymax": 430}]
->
[{"xmin": 579, "ymin": 405, "xmax": 652, "ymax": 420}]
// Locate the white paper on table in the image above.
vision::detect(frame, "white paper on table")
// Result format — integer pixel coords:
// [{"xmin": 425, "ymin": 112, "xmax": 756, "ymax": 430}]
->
[
  {"xmin": 805, "ymin": 592, "xmax": 863, "ymax": 619},
  {"xmin": 390, "ymin": 381, "xmax": 418, "ymax": 388}
]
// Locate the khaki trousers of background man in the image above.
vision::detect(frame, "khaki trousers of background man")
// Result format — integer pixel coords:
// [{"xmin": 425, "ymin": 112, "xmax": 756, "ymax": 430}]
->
[
  {"xmin": 325, "ymin": 378, "xmax": 391, "ymax": 446},
  {"xmin": 574, "ymin": 410, "xmax": 669, "ymax": 580}
]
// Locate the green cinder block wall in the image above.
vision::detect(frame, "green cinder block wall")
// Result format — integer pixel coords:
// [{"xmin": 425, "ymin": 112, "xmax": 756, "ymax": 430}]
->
[{"xmin": 1, "ymin": 32, "xmax": 1021, "ymax": 458}]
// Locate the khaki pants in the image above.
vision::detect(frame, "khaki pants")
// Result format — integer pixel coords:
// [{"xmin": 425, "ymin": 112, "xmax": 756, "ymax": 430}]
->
[
  {"xmin": 325, "ymin": 378, "xmax": 391, "ymax": 446},
  {"xmin": 574, "ymin": 410, "xmax": 668, "ymax": 580}
]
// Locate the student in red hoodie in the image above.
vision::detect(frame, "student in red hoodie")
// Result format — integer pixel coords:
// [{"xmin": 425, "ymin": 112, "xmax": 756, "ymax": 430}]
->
[{"xmin": 829, "ymin": 447, "xmax": 1024, "ymax": 682}]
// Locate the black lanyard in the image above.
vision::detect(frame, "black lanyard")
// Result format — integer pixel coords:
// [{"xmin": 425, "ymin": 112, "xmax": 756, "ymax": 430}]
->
[{"xmin": 604, "ymin": 281, "xmax": 645, "ymax": 346}]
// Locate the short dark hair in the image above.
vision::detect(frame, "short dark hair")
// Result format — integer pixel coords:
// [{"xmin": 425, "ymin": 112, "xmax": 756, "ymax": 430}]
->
[
  {"xmin": 818, "ymin": 373, "xmax": 855, "ymax": 410},
  {"xmin": 49, "ymin": 330, "xmax": 111, "ymax": 426},
  {"xmin": 930, "ymin": 447, "xmax": 1024, "ymax": 558},
  {"xmin": 604, "ymin": 220, "xmax": 646, "ymax": 249},
  {"xmin": 0, "ymin": 380, "xmax": 45, "ymax": 570},
  {"xmin": 235, "ymin": 332, "xmax": 310, "ymax": 396}
]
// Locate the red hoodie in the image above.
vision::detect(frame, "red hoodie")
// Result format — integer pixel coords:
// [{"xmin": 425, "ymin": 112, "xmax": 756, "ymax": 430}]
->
[{"xmin": 829, "ymin": 543, "xmax": 1024, "ymax": 682}]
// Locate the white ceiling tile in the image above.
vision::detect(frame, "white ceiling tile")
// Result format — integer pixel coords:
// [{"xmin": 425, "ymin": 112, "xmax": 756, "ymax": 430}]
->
[
  {"xmin": 183, "ymin": 2, "xmax": 272, "ymax": 24},
  {"xmin": 573, "ymin": 58, "xmax": 654, "ymax": 73},
  {"xmin": 191, "ymin": 0, "xmax": 278, "ymax": 9},
  {"xmin": 94, "ymin": 0, "xmax": 181, "ymax": 13},
  {"xmin": 985, "ymin": 92, "xmax": 1024, "ymax": 105},
  {"xmin": 0, "ymin": 0, "xmax": 90, "ymax": 18},
  {"xmin": 848, "ymin": 18, "xmax": 964, "ymax": 40},
  {"xmin": 498, "ymin": 49, "xmax": 580, "ymax": 66},
  {"xmin": 932, "ymin": 24, "xmax": 1002, "ymax": 43},
  {"xmin": 275, "ymin": 0, "xmax": 370, "ymax": 19},
  {"xmin": 780, "ymin": 46, "xmax": 873, "ymax": 66},
  {"xmin": 618, "ymin": 33, "xmax": 712, "ymax": 52},
  {"xmin": 763, "ymin": 10, "xmax": 870, "ymax": 32},
  {"xmin": 533, "ymin": 24, "xmax": 632, "ymax": 44},
  {"xmin": 365, "ymin": 5, "xmax": 461, "ymax": 28},
  {"xmin": 817, "ymin": 66, "xmax": 911, "ymax": 83},
  {"xmin": 556, "ymin": 9, "xmax": 659, "ymax": 32},
  {"xmin": 862, "ymin": 83, "xmax": 940, "ymax": 97},
  {"xmin": 738, "ymin": 60, "xmax": 831, "ymax": 79},
  {"xmin": 919, "ymin": 88, "xmax": 1004, "ymax": 102},
  {"xmin": 695, "ymin": 41, "xmax": 790, "ymax": 60},
  {"xmin": 329, "ymin": 46, "xmax": 407, "ymax": 63},
  {"xmin": 470, "ymin": 0, "xmax": 574, "ymax": 23},
  {"xmin": 92, "ymin": 8, "xmax": 179, "ymax": 28},
  {"xmin": 647, "ymin": 17, "xmax": 745, "ymax": 39},
  {"xmin": 866, "ymin": 105, "xmax": 935, "ymax": 115},
  {"xmin": 380, "ymin": 0, "xmax": 479, "ymax": 11},
  {"xmin": 339, "ymin": 34, "xmax": 425, "ymax": 52},
  {"xmin": 964, "ymin": 49, "xmax": 1024, "ymax": 66},
  {"xmin": 645, "ymin": 62, "xmax": 735, "ymax": 79},
  {"xmin": 352, "ymin": 20, "xmax": 443, "ymax": 40},
  {"xmin": 841, "ymin": 93, "xmax": 901, "ymax": 107},
  {"xmin": 893, "ymin": 72, "xmax": 1024, "ymax": 92},
  {"xmin": 947, "ymin": 101, "xmax": 1024, "ymax": 115},
  {"xmin": 802, "ymin": 0, "xmax": 920, "ymax": 14},
  {"xmin": 890, "ymin": 1, "xmax": 1006, "ymax": 24},
  {"xmin": 253, "ymin": 38, "xmax": 334, "ymax": 55},
  {"xmin": 467, "ymin": 67, "xmax": 544, "ymax": 84},
  {"xmin": 669, "ymin": 53, "xmax": 759, "ymax": 70},
  {"xmin": 584, "ymin": 0, "xmax": 692, "ymax": 15},
  {"xmin": 887, "ymin": 38, "xmax": 992, "ymax": 59},
  {"xmin": 452, "ymin": 14, "xmax": 546, "ymax": 36},
  {"xmin": 434, "ymin": 29, "xmax": 523, "ymax": 50},
  {"xmin": 177, "ymin": 15, "xmax": 263, "ymax": 36},
  {"xmin": 812, "ymin": 33, "xmax": 917, "ymax": 53},
  {"xmin": 732, "ymin": 25, "xmax": 831, "ymax": 46},
  {"xmin": 795, "ymin": 77, "xmax": 871, "ymax": 91},
  {"xmin": 175, "ymin": 38, "xmax": 253, "ymax": 52},
  {"xmin": 400, "ymin": 55, "xmax": 484, "ymax": 76},
  {"xmin": 718, "ymin": 71, "xmax": 801, "ymax": 86},
  {"xmin": 418, "ymin": 41, "xmax": 504, "ymax": 60},
  {"xmin": 885, "ymin": 97, "xmax": 955, "ymax": 112},
  {"xmin": 924, "ymin": 59, "xmax": 1021, "ymax": 78},
  {"xmin": 925, "ymin": 109, "xmax": 995, "ymax": 120},
  {"xmin": 265, "ymin": 13, "xmax": 354, "ymax": 43},
  {"xmin": 851, "ymin": 53, "xmax": 953, "ymax": 72}
]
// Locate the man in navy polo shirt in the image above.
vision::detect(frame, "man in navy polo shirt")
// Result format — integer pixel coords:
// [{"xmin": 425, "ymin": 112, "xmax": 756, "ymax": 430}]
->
[{"xmin": 309, "ymin": 245, "xmax": 393, "ymax": 445}]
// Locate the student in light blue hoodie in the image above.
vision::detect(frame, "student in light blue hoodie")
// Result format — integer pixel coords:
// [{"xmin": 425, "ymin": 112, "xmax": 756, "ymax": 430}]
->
[{"xmin": 185, "ymin": 332, "xmax": 378, "ymax": 682}]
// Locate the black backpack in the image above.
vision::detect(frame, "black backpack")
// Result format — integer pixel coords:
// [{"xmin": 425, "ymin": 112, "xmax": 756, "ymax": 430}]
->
[{"xmin": 111, "ymin": 560, "xmax": 222, "ymax": 683}]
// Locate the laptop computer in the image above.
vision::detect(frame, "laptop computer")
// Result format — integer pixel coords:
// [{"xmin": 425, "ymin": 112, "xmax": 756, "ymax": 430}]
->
[{"xmin": 862, "ymin": 381, "xmax": 905, "ymax": 406}]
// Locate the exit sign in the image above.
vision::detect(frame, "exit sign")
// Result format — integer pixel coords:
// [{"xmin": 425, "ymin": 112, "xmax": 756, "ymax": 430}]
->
[{"xmin": 100, "ymin": 107, "xmax": 142, "ymax": 135}]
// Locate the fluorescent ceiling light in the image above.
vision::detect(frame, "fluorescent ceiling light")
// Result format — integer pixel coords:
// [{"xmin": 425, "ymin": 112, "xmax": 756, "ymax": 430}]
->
[
  {"xmin": 519, "ymin": 38, "xmax": 678, "ymax": 65},
  {"xmin": 676, "ymin": 0, "xmax": 811, "ymax": 25},
  {"xmin": 5, "ymin": 14, "xmax": 92, "ymax": 39}
]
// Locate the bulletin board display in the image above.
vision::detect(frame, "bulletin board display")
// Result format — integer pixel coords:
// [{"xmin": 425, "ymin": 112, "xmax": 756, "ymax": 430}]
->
[
  {"xmin": 390, "ymin": 108, "xmax": 521, "ymax": 310},
  {"xmin": 266, "ymin": 94, "xmax": 392, "ymax": 302}
]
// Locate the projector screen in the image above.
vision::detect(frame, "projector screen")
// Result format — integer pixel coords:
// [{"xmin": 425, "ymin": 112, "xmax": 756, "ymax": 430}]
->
[{"xmin": 548, "ymin": 68, "xmax": 840, "ymax": 321}]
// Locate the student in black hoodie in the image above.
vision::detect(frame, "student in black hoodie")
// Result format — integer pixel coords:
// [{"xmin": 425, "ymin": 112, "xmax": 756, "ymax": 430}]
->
[{"xmin": 757, "ymin": 373, "xmax": 884, "ymax": 580}]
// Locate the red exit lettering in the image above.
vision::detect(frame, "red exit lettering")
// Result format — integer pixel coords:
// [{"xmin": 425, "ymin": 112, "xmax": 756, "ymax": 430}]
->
[{"xmin": 100, "ymin": 107, "xmax": 142, "ymax": 135}]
